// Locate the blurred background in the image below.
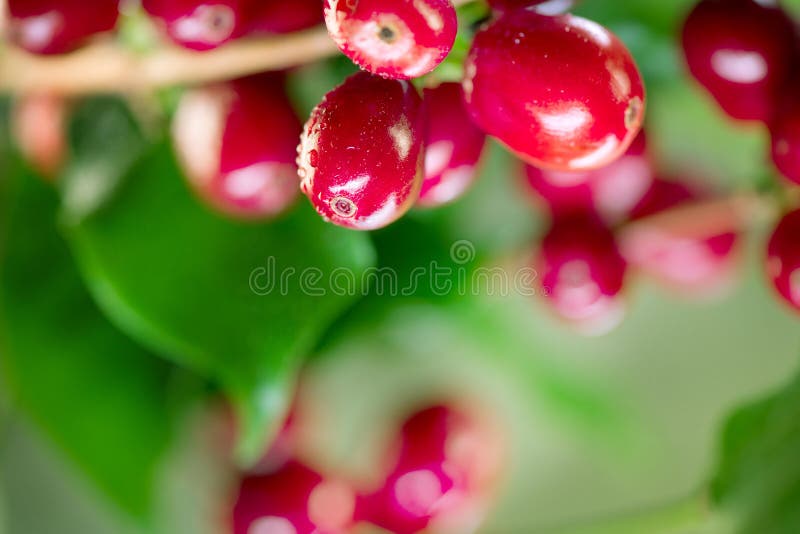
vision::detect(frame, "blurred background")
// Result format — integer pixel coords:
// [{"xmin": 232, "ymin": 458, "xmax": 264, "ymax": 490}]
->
[{"xmin": 3, "ymin": 0, "xmax": 800, "ymax": 533}]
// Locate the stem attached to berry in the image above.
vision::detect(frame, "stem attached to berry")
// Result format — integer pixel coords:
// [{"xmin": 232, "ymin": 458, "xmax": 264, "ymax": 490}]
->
[{"xmin": 0, "ymin": 0, "xmax": 473, "ymax": 95}]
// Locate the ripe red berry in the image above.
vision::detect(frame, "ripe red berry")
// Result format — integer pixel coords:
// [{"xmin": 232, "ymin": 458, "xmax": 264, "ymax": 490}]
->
[
  {"xmin": 464, "ymin": 11, "xmax": 644, "ymax": 172},
  {"xmin": 418, "ymin": 83, "xmax": 486, "ymax": 208},
  {"xmin": 681, "ymin": 0, "xmax": 796, "ymax": 122},
  {"xmin": 536, "ymin": 214, "xmax": 627, "ymax": 334},
  {"xmin": 243, "ymin": 0, "xmax": 323, "ymax": 35},
  {"xmin": 232, "ymin": 461, "xmax": 357, "ymax": 534},
  {"xmin": 142, "ymin": 0, "xmax": 248, "ymax": 51},
  {"xmin": 8, "ymin": 0, "xmax": 120, "ymax": 55},
  {"xmin": 766, "ymin": 209, "xmax": 800, "ymax": 312},
  {"xmin": 623, "ymin": 179, "xmax": 738, "ymax": 295},
  {"xmin": 172, "ymin": 74, "xmax": 301, "ymax": 220},
  {"xmin": 324, "ymin": 0, "xmax": 457, "ymax": 79},
  {"xmin": 298, "ymin": 72, "xmax": 425, "ymax": 230},
  {"xmin": 522, "ymin": 131, "xmax": 651, "ymax": 223},
  {"xmin": 357, "ymin": 405, "xmax": 501, "ymax": 534}
]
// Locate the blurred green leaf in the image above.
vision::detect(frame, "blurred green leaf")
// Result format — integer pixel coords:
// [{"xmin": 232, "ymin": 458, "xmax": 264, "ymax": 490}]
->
[
  {"xmin": 710, "ymin": 370, "xmax": 800, "ymax": 533},
  {"xmin": 64, "ymin": 143, "xmax": 376, "ymax": 464},
  {"xmin": 61, "ymin": 97, "xmax": 148, "ymax": 222},
  {"xmin": 0, "ymin": 162, "xmax": 177, "ymax": 521}
]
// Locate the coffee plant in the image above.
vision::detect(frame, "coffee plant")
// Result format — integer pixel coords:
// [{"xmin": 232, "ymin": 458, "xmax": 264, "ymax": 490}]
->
[{"xmin": 2, "ymin": 0, "xmax": 800, "ymax": 533}]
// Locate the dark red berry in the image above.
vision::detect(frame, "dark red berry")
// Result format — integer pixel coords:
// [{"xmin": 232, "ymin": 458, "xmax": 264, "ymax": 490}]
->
[
  {"xmin": 244, "ymin": 0, "xmax": 323, "ymax": 35},
  {"xmin": 232, "ymin": 461, "xmax": 357, "ymax": 534},
  {"xmin": 324, "ymin": 0, "xmax": 457, "ymax": 79},
  {"xmin": 487, "ymin": 0, "xmax": 577, "ymax": 16},
  {"xmin": 681, "ymin": 0, "xmax": 796, "ymax": 122},
  {"xmin": 522, "ymin": 131, "xmax": 651, "ymax": 223},
  {"xmin": 418, "ymin": 83, "xmax": 486, "ymax": 208},
  {"xmin": 8, "ymin": 0, "xmax": 120, "ymax": 55},
  {"xmin": 172, "ymin": 74, "xmax": 301, "ymax": 220},
  {"xmin": 464, "ymin": 11, "xmax": 644, "ymax": 171},
  {"xmin": 357, "ymin": 405, "xmax": 502, "ymax": 534},
  {"xmin": 767, "ymin": 209, "xmax": 800, "ymax": 312},
  {"xmin": 142, "ymin": 0, "xmax": 248, "ymax": 51},
  {"xmin": 624, "ymin": 179, "xmax": 738, "ymax": 295},
  {"xmin": 298, "ymin": 72, "xmax": 425, "ymax": 230},
  {"xmin": 536, "ymin": 214, "xmax": 627, "ymax": 334}
]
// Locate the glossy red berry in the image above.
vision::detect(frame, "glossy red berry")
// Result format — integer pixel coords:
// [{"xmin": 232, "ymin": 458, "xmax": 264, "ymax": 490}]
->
[
  {"xmin": 8, "ymin": 0, "xmax": 120, "ymax": 55},
  {"xmin": 298, "ymin": 72, "xmax": 425, "ymax": 230},
  {"xmin": 142, "ymin": 0, "xmax": 248, "ymax": 51},
  {"xmin": 522, "ymin": 131, "xmax": 651, "ymax": 223},
  {"xmin": 767, "ymin": 209, "xmax": 800, "ymax": 312},
  {"xmin": 464, "ymin": 11, "xmax": 644, "ymax": 172},
  {"xmin": 232, "ymin": 461, "xmax": 357, "ymax": 534},
  {"xmin": 244, "ymin": 0, "xmax": 323, "ymax": 35},
  {"xmin": 172, "ymin": 74, "xmax": 301, "ymax": 220},
  {"xmin": 681, "ymin": 0, "xmax": 796, "ymax": 122},
  {"xmin": 418, "ymin": 83, "xmax": 486, "ymax": 208},
  {"xmin": 536, "ymin": 214, "xmax": 627, "ymax": 334},
  {"xmin": 624, "ymin": 179, "xmax": 738, "ymax": 295},
  {"xmin": 357, "ymin": 405, "xmax": 501, "ymax": 534},
  {"xmin": 324, "ymin": 0, "xmax": 457, "ymax": 79}
]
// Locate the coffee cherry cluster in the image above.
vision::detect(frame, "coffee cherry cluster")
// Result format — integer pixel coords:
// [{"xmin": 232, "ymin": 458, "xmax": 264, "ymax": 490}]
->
[
  {"xmin": 231, "ymin": 403, "xmax": 502, "ymax": 534},
  {"xmin": 681, "ymin": 0, "xmax": 800, "ymax": 314},
  {"xmin": 299, "ymin": 3, "xmax": 645, "ymax": 229},
  {"xmin": 7, "ymin": 0, "xmax": 322, "ymax": 54},
  {"xmin": 522, "ymin": 131, "xmax": 740, "ymax": 333}
]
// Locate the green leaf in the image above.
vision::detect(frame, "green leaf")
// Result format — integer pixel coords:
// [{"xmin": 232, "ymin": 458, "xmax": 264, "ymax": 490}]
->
[
  {"xmin": 0, "ymin": 162, "xmax": 178, "ymax": 521},
  {"xmin": 60, "ymin": 97, "xmax": 148, "ymax": 222},
  {"xmin": 64, "ymin": 143, "xmax": 376, "ymax": 464},
  {"xmin": 710, "ymin": 370, "xmax": 800, "ymax": 533}
]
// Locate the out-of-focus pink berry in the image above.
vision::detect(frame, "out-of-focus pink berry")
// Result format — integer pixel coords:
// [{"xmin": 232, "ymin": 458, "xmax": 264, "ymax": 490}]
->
[
  {"xmin": 536, "ymin": 214, "xmax": 628, "ymax": 334},
  {"xmin": 681, "ymin": 0, "xmax": 796, "ymax": 122},
  {"xmin": 142, "ymin": 0, "xmax": 249, "ymax": 51},
  {"xmin": 522, "ymin": 131, "xmax": 652, "ymax": 223},
  {"xmin": 8, "ymin": 0, "xmax": 120, "ymax": 55},
  {"xmin": 172, "ymin": 74, "xmax": 301, "ymax": 220},
  {"xmin": 418, "ymin": 83, "xmax": 486, "ymax": 208},
  {"xmin": 623, "ymin": 179, "xmax": 739, "ymax": 296}
]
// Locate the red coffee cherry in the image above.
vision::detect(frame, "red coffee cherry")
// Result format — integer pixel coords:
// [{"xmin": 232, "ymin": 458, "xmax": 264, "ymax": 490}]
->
[
  {"xmin": 8, "ymin": 0, "xmax": 120, "ymax": 55},
  {"xmin": 324, "ymin": 0, "xmax": 457, "ymax": 79},
  {"xmin": 172, "ymin": 74, "xmax": 301, "ymax": 220},
  {"xmin": 767, "ymin": 209, "xmax": 800, "ymax": 312},
  {"xmin": 522, "ymin": 131, "xmax": 651, "ymax": 223},
  {"xmin": 623, "ymin": 179, "xmax": 738, "ymax": 296},
  {"xmin": 681, "ymin": 0, "xmax": 796, "ymax": 122},
  {"xmin": 418, "ymin": 83, "xmax": 486, "ymax": 208},
  {"xmin": 357, "ymin": 405, "xmax": 502, "ymax": 534},
  {"xmin": 232, "ymin": 461, "xmax": 357, "ymax": 534},
  {"xmin": 464, "ymin": 11, "xmax": 644, "ymax": 172},
  {"xmin": 142, "ymin": 0, "xmax": 248, "ymax": 51},
  {"xmin": 298, "ymin": 72, "xmax": 425, "ymax": 230},
  {"xmin": 244, "ymin": 0, "xmax": 323, "ymax": 35},
  {"xmin": 536, "ymin": 214, "xmax": 628, "ymax": 334}
]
